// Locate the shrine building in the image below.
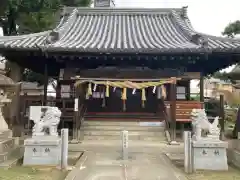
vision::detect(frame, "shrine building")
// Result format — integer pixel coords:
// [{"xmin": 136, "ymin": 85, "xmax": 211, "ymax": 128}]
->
[{"xmin": 0, "ymin": 6, "xmax": 239, "ymax": 141}]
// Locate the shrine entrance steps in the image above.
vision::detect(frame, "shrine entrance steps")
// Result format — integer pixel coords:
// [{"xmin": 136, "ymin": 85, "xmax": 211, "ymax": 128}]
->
[{"xmin": 82, "ymin": 113, "xmax": 166, "ymax": 142}]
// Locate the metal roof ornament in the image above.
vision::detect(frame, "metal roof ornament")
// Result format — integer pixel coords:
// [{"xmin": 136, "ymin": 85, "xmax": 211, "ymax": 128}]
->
[
  {"xmin": 191, "ymin": 34, "xmax": 208, "ymax": 48},
  {"xmin": 181, "ymin": 6, "xmax": 188, "ymax": 19},
  {"xmin": 46, "ymin": 31, "xmax": 59, "ymax": 44}
]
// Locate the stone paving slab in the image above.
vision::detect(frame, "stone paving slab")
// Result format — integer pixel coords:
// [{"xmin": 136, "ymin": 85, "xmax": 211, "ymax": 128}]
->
[{"xmin": 66, "ymin": 150, "xmax": 187, "ymax": 180}]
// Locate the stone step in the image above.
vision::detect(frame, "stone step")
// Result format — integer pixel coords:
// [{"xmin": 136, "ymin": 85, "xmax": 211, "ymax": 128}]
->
[
  {"xmin": 83, "ymin": 121, "xmax": 165, "ymax": 127},
  {"xmin": 0, "ymin": 138, "xmax": 15, "ymax": 154},
  {"xmin": 82, "ymin": 120, "xmax": 166, "ymax": 142},
  {"xmin": 0, "ymin": 146, "xmax": 24, "ymax": 166},
  {"xmin": 83, "ymin": 125, "xmax": 165, "ymax": 132},
  {"xmin": 85, "ymin": 112, "xmax": 158, "ymax": 117},
  {"xmin": 84, "ymin": 134, "xmax": 166, "ymax": 141},
  {"xmin": 0, "ymin": 130, "xmax": 12, "ymax": 139},
  {"xmin": 83, "ymin": 130, "xmax": 165, "ymax": 137},
  {"xmin": 85, "ymin": 115, "xmax": 162, "ymax": 120}
]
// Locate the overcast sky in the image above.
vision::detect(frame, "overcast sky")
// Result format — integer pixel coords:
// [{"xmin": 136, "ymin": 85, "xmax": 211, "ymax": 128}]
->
[{"xmin": 115, "ymin": 0, "xmax": 240, "ymax": 36}]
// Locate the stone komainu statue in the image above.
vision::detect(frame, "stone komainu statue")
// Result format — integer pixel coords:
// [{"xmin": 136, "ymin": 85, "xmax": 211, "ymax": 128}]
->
[
  {"xmin": 32, "ymin": 106, "xmax": 61, "ymax": 136},
  {"xmin": 191, "ymin": 108, "xmax": 220, "ymax": 140}
]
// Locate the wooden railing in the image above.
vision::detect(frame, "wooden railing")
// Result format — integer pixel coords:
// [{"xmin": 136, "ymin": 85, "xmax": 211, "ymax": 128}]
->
[{"xmin": 165, "ymin": 101, "xmax": 204, "ymax": 122}]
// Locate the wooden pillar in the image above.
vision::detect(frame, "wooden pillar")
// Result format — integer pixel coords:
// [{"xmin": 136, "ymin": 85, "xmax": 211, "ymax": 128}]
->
[
  {"xmin": 186, "ymin": 80, "xmax": 191, "ymax": 100},
  {"xmin": 219, "ymin": 94, "xmax": 225, "ymax": 140},
  {"xmin": 170, "ymin": 79, "xmax": 177, "ymax": 141},
  {"xmin": 9, "ymin": 62, "xmax": 23, "ymax": 137},
  {"xmin": 43, "ymin": 63, "xmax": 48, "ymax": 106},
  {"xmin": 12, "ymin": 83, "xmax": 22, "ymax": 137},
  {"xmin": 55, "ymin": 80, "xmax": 61, "ymax": 108},
  {"xmin": 77, "ymin": 85, "xmax": 85, "ymax": 142},
  {"xmin": 72, "ymin": 88, "xmax": 79, "ymax": 142},
  {"xmin": 199, "ymin": 75, "xmax": 204, "ymax": 103}
]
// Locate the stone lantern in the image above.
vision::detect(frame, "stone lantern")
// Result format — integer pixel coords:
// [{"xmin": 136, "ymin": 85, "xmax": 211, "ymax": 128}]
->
[{"xmin": 0, "ymin": 74, "xmax": 15, "ymax": 131}]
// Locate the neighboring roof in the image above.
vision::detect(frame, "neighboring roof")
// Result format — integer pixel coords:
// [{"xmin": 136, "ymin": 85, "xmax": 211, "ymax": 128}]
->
[
  {"xmin": 0, "ymin": 7, "xmax": 240, "ymax": 53},
  {"xmin": 233, "ymin": 83, "xmax": 240, "ymax": 89},
  {"xmin": 228, "ymin": 65, "xmax": 240, "ymax": 80},
  {"xmin": 205, "ymin": 78, "xmax": 231, "ymax": 85}
]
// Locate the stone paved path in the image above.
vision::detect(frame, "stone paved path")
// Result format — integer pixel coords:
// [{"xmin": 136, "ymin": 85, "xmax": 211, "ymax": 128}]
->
[{"xmin": 67, "ymin": 140, "xmax": 186, "ymax": 180}]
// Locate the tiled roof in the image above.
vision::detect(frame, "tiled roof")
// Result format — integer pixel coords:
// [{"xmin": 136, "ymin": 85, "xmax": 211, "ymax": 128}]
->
[
  {"xmin": 0, "ymin": 7, "xmax": 240, "ymax": 53},
  {"xmin": 233, "ymin": 83, "xmax": 240, "ymax": 89}
]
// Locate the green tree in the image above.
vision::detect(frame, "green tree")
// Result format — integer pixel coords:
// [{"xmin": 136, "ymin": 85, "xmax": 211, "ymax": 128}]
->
[
  {"xmin": 222, "ymin": 20, "xmax": 240, "ymax": 38},
  {"xmin": 210, "ymin": 21, "xmax": 240, "ymax": 81},
  {"xmin": 221, "ymin": 21, "xmax": 240, "ymax": 138},
  {"xmin": 1, "ymin": 0, "xmax": 92, "ymax": 85},
  {"xmin": 61, "ymin": 0, "xmax": 92, "ymax": 6}
]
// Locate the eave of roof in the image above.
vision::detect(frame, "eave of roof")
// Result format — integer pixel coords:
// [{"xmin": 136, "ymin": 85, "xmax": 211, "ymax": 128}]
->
[{"xmin": 0, "ymin": 7, "xmax": 239, "ymax": 54}]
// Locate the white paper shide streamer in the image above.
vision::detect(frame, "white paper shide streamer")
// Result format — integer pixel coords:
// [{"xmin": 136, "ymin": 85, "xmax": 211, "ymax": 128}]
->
[
  {"xmin": 93, "ymin": 84, "xmax": 97, "ymax": 92},
  {"xmin": 152, "ymin": 86, "xmax": 156, "ymax": 93},
  {"xmin": 132, "ymin": 88, "xmax": 136, "ymax": 94}
]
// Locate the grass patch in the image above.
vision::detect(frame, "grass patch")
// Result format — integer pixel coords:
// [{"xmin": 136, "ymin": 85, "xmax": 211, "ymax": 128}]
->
[
  {"xmin": 170, "ymin": 156, "xmax": 240, "ymax": 180},
  {"xmin": 0, "ymin": 167, "xmax": 67, "ymax": 180},
  {"xmin": 186, "ymin": 167, "xmax": 240, "ymax": 180},
  {"xmin": 0, "ymin": 151, "xmax": 83, "ymax": 180}
]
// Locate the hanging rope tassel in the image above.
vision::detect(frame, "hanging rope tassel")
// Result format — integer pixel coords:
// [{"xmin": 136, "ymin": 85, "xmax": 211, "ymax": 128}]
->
[
  {"xmin": 87, "ymin": 82, "xmax": 92, "ymax": 96},
  {"xmin": 157, "ymin": 86, "xmax": 161, "ymax": 99},
  {"xmin": 85, "ymin": 92, "xmax": 89, "ymax": 100},
  {"xmin": 105, "ymin": 82, "xmax": 110, "ymax": 97},
  {"xmin": 152, "ymin": 86, "xmax": 156, "ymax": 94},
  {"xmin": 93, "ymin": 84, "xmax": 97, "ymax": 92},
  {"xmin": 141, "ymin": 88, "xmax": 146, "ymax": 108},
  {"xmin": 121, "ymin": 88, "xmax": 127, "ymax": 111},
  {"xmin": 161, "ymin": 85, "xmax": 167, "ymax": 99}
]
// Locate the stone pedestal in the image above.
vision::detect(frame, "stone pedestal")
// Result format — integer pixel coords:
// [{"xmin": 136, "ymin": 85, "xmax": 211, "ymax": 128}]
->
[
  {"xmin": 192, "ymin": 140, "xmax": 228, "ymax": 171},
  {"xmin": 23, "ymin": 136, "xmax": 61, "ymax": 166}
]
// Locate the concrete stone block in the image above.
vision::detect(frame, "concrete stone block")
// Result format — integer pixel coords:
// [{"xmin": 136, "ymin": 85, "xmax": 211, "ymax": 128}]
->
[
  {"xmin": 192, "ymin": 140, "xmax": 228, "ymax": 171},
  {"xmin": 23, "ymin": 136, "xmax": 61, "ymax": 166}
]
